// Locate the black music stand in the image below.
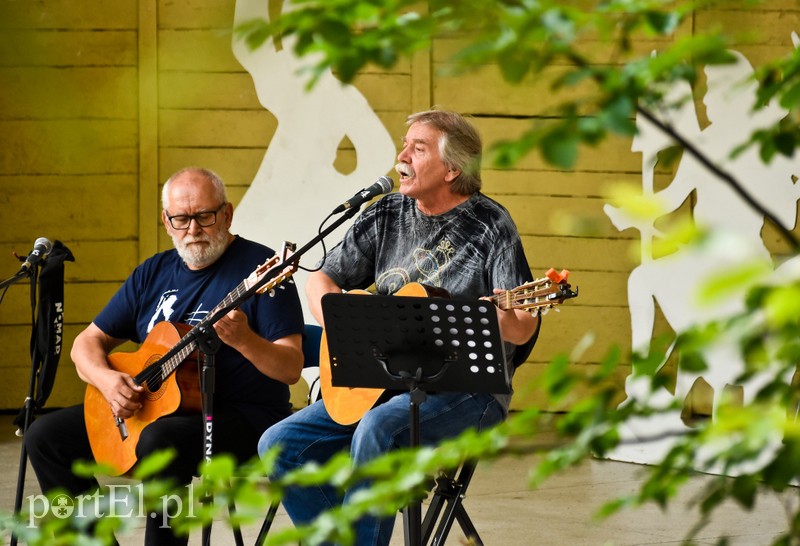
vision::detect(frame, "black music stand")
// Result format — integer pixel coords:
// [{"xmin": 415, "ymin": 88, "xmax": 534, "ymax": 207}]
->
[{"xmin": 321, "ymin": 292, "xmax": 509, "ymax": 546}]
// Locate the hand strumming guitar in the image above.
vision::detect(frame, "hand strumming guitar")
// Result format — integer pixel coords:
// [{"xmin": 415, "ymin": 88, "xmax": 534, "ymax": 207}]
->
[
  {"xmin": 72, "ymin": 322, "xmax": 144, "ymax": 420},
  {"xmin": 96, "ymin": 369, "xmax": 143, "ymax": 420}
]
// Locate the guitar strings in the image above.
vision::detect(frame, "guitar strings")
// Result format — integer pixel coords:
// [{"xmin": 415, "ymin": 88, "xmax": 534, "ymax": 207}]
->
[
  {"xmin": 134, "ymin": 277, "xmax": 246, "ymax": 388},
  {"xmin": 131, "ymin": 267, "xmax": 275, "ymax": 389},
  {"xmin": 135, "ymin": 344, "xmax": 194, "ymax": 388},
  {"xmin": 488, "ymin": 287, "xmax": 560, "ymax": 307}
]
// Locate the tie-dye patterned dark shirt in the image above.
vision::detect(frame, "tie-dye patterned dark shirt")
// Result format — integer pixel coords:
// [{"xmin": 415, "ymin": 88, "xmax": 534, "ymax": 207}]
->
[{"xmin": 321, "ymin": 191, "xmax": 533, "ymax": 412}]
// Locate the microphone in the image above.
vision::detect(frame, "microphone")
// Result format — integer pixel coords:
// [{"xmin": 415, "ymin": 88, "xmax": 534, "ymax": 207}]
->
[
  {"xmin": 17, "ymin": 237, "xmax": 53, "ymax": 273},
  {"xmin": 332, "ymin": 176, "xmax": 394, "ymax": 214}
]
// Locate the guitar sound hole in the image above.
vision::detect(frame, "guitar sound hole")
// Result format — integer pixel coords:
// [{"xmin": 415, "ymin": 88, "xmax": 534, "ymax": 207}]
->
[{"xmin": 143, "ymin": 376, "xmax": 164, "ymax": 397}]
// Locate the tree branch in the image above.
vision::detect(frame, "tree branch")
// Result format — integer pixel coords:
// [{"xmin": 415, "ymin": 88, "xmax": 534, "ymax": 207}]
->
[{"xmin": 636, "ymin": 105, "xmax": 800, "ymax": 252}]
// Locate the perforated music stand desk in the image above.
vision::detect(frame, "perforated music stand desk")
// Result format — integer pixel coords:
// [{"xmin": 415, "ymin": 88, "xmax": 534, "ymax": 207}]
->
[{"xmin": 321, "ymin": 292, "xmax": 510, "ymax": 546}]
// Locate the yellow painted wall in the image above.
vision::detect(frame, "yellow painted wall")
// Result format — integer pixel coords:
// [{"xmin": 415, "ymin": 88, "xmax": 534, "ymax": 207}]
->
[{"xmin": 0, "ymin": 0, "xmax": 798, "ymax": 414}]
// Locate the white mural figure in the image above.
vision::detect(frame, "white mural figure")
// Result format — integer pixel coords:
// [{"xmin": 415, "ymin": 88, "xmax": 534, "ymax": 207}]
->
[
  {"xmin": 231, "ymin": 0, "xmax": 397, "ymax": 321},
  {"xmin": 605, "ymin": 47, "xmax": 800, "ymax": 464}
]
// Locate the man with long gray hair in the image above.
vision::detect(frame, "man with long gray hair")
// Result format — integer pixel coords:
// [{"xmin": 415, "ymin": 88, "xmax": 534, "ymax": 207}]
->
[{"xmin": 259, "ymin": 109, "xmax": 539, "ymax": 545}]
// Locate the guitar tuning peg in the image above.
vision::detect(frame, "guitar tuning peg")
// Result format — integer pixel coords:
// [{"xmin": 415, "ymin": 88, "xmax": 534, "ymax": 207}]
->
[{"xmin": 545, "ymin": 268, "xmax": 570, "ymax": 284}]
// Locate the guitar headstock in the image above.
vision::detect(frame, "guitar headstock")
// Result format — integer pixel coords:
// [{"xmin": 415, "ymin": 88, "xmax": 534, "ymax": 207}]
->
[
  {"xmin": 245, "ymin": 244, "xmax": 300, "ymax": 295},
  {"xmin": 492, "ymin": 268, "xmax": 579, "ymax": 316}
]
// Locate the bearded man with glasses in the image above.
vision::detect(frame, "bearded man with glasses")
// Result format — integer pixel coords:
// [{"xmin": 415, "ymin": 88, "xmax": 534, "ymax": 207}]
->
[{"xmin": 24, "ymin": 166, "xmax": 305, "ymax": 545}]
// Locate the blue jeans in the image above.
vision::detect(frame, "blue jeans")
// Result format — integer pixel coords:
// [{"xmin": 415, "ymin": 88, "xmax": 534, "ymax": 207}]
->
[{"xmin": 258, "ymin": 391, "xmax": 504, "ymax": 546}]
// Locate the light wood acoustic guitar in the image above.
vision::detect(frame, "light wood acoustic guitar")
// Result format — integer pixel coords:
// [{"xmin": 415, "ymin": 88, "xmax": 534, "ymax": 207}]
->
[
  {"xmin": 84, "ymin": 252, "xmax": 297, "ymax": 476},
  {"xmin": 319, "ymin": 268, "xmax": 579, "ymax": 426}
]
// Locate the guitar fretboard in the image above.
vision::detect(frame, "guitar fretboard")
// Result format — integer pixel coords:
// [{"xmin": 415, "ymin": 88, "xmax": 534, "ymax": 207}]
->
[{"xmin": 132, "ymin": 256, "xmax": 296, "ymax": 386}]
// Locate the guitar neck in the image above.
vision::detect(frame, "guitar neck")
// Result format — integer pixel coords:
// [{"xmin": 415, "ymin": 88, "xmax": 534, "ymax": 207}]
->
[
  {"xmin": 203, "ymin": 277, "xmax": 249, "ymax": 324},
  {"xmin": 132, "ymin": 279, "xmax": 247, "ymax": 385},
  {"xmin": 132, "ymin": 252, "xmax": 299, "ymax": 387},
  {"xmin": 133, "ymin": 337, "xmax": 198, "ymax": 385},
  {"xmin": 487, "ymin": 273, "xmax": 578, "ymax": 315}
]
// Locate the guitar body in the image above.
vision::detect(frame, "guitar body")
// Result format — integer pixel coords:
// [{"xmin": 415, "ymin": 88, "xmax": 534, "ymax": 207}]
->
[
  {"xmin": 318, "ymin": 271, "xmax": 579, "ymax": 426},
  {"xmin": 84, "ymin": 322, "xmax": 200, "ymax": 476},
  {"xmin": 320, "ymin": 283, "xmax": 445, "ymax": 426},
  {"xmin": 82, "ymin": 252, "xmax": 300, "ymax": 476}
]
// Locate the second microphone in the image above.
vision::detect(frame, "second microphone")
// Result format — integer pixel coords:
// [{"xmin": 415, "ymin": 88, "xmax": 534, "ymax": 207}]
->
[{"xmin": 332, "ymin": 176, "xmax": 394, "ymax": 214}]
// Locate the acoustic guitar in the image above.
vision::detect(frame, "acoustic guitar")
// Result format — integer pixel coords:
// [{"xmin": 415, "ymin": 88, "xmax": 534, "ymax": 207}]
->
[
  {"xmin": 319, "ymin": 268, "xmax": 579, "ymax": 425},
  {"xmin": 84, "ymin": 252, "xmax": 297, "ymax": 476}
]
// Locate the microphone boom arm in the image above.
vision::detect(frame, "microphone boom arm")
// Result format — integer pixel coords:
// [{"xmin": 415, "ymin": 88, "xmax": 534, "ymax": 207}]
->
[
  {"xmin": 151, "ymin": 204, "xmax": 363, "ymax": 366},
  {"xmin": 0, "ymin": 270, "xmax": 32, "ymax": 290}
]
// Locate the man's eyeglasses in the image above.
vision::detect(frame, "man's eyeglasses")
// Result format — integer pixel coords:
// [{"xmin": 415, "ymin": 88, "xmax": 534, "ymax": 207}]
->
[{"xmin": 166, "ymin": 203, "xmax": 226, "ymax": 230}]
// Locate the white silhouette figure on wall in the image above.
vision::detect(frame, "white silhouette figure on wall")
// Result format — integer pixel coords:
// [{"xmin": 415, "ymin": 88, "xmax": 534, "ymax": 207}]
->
[
  {"xmin": 231, "ymin": 0, "xmax": 397, "ymax": 321},
  {"xmin": 605, "ymin": 46, "xmax": 800, "ymax": 464}
]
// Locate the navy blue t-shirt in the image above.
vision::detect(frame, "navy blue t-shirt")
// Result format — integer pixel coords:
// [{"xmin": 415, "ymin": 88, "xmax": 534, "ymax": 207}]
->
[{"xmin": 94, "ymin": 236, "xmax": 305, "ymax": 431}]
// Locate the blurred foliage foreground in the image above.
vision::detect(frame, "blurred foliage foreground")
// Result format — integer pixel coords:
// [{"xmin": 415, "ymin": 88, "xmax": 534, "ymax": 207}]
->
[
  {"xmin": 5, "ymin": 0, "xmax": 800, "ymax": 544},
  {"xmin": 3, "ymin": 281, "xmax": 800, "ymax": 546}
]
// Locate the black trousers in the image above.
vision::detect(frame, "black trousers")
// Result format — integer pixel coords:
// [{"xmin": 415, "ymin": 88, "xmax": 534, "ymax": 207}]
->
[{"xmin": 24, "ymin": 404, "xmax": 263, "ymax": 545}]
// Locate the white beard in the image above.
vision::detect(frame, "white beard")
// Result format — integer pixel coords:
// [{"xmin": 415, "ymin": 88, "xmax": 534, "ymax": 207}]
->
[{"xmin": 172, "ymin": 229, "xmax": 230, "ymax": 269}]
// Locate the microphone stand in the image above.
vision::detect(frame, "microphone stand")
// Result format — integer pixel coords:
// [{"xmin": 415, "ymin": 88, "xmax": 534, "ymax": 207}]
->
[
  {"xmin": 0, "ymin": 269, "xmax": 31, "ymax": 290},
  {"xmin": 172, "ymin": 204, "xmax": 361, "ymax": 370},
  {"xmin": 1, "ymin": 265, "xmax": 38, "ymax": 546},
  {"xmin": 161, "ymin": 204, "xmax": 363, "ymax": 380},
  {"xmin": 152, "ymin": 205, "xmax": 360, "ymax": 546}
]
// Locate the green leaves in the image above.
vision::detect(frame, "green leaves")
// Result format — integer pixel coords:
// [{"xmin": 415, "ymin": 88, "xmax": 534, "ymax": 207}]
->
[
  {"xmin": 7, "ymin": 1, "xmax": 800, "ymax": 544},
  {"xmin": 131, "ymin": 449, "xmax": 176, "ymax": 481},
  {"xmin": 540, "ymin": 125, "xmax": 580, "ymax": 168},
  {"xmin": 643, "ymin": 9, "xmax": 681, "ymax": 35},
  {"xmin": 233, "ymin": 0, "xmax": 800, "ymax": 175}
]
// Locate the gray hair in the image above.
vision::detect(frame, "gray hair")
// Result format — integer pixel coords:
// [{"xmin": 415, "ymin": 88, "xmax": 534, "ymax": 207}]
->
[
  {"xmin": 406, "ymin": 109, "xmax": 482, "ymax": 195},
  {"xmin": 161, "ymin": 167, "xmax": 227, "ymax": 210}
]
